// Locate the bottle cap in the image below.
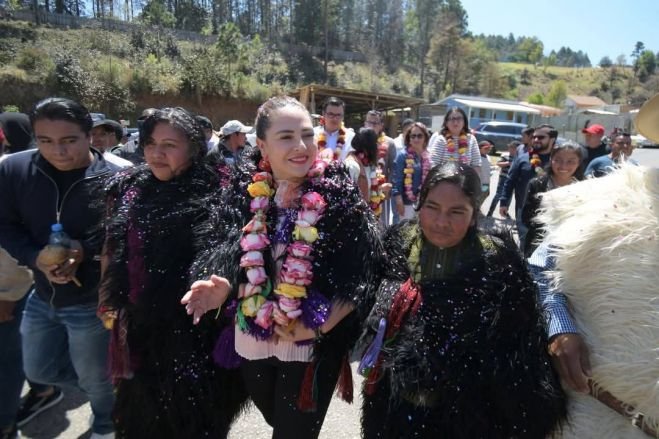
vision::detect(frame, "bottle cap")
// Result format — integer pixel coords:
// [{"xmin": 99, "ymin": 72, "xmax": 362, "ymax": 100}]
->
[{"xmin": 51, "ymin": 223, "xmax": 63, "ymax": 232}]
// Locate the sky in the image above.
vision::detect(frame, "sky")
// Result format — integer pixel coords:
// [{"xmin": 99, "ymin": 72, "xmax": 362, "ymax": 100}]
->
[{"xmin": 460, "ymin": 0, "xmax": 659, "ymax": 65}]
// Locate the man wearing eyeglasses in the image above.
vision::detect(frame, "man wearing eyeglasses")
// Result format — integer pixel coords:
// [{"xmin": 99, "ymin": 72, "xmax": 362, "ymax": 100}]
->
[
  {"xmin": 499, "ymin": 124, "xmax": 556, "ymax": 249},
  {"xmin": 314, "ymin": 97, "xmax": 354, "ymax": 162},
  {"xmin": 585, "ymin": 131, "xmax": 637, "ymax": 178}
]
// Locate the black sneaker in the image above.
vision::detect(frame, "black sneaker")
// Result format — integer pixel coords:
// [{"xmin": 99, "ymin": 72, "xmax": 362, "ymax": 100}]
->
[{"xmin": 15, "ymin": 387, "xmax": 64, "ymax": 427}]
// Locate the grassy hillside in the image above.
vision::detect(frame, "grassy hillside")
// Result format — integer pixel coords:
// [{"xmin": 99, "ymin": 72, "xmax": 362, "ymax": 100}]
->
[
  {"xmin": 499, "ymin": 62, "xmax": 652, "ymax": 106},
  {"xmin": 1, "ymin": 19, "xmax": 656, "ymax": 119}
]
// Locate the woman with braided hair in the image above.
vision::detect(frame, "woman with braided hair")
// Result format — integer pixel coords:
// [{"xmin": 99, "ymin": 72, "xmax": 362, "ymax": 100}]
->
[
  {"xmin": 98, "ymin": 107, "xmax": 246, "ymax": 438},
  {"xmin": 359, "ymin": 163, "xmax": 567, "ymax": 438}
]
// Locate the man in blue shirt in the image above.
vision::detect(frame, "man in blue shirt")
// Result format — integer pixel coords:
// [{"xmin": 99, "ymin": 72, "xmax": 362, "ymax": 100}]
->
[
  {"xmin": 527, "ymin": 243, "xmax": 591, "ymax": 394},
  {"xmin": 585, "ymin": 131, "xmax": 637, "ymax": 177},
  {"xmin": 499, "ymin": 124, "xmax": 556, "ymax": 249}
]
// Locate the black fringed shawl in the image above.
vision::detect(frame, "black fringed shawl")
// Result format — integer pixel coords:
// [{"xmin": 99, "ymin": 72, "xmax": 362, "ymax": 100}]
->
[
  {"xmin": 361, "ymin": 221, "xmax": 567, "ymax": 439},
  {"xmin": 100, "ymin": 163, "xmax": 247, "ymax": 438},
  {"xmin": 190, "ymin": 146, "xmax": 384, "ymax": 365}
]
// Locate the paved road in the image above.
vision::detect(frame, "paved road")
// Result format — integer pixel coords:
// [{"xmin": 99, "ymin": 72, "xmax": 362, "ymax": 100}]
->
[{"xmin": 17, "ymin": 148, "xmax": 659, "ymax": 438}]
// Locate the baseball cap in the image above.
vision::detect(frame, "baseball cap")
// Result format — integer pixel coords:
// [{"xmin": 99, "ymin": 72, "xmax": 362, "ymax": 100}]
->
[
  {"xmin": 93, "ymin": 119, "xmax": 123, "ymax": 141},
  {"xmin": 581, "ymin": 124, "xmax": 605, "ymax": 136},
  {"xmin": 221, "ymin": 120, "xmax": 254, "ymax": 136}
]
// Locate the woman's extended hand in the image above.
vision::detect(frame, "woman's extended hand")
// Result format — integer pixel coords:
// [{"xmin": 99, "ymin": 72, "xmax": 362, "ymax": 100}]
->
[{"xmin": 181, "ymin": 275, "xmax": 231, "ymax": 325}]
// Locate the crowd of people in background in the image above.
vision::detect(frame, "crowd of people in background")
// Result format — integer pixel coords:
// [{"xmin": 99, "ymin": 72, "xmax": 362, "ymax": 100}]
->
[{"xmin": 0, "ymin": 91, "xmax": 654, "ymax": 439}]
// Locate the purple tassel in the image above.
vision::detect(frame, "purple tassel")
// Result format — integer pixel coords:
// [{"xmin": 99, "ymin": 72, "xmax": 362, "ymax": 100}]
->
[
  {"xmin": 358, "ymin": 318, "xmax": 387, "ymax": 377},
  {"xmin": 246, "ymin": 319, "xmax": 275, "ymax": 340},
  {"xmin": 300, "ymin": 289, "xmax": 331, "ymax": 330},
  {"xmin": 212, "ymin": 325, "xmax": 243, "ymax": 369}
]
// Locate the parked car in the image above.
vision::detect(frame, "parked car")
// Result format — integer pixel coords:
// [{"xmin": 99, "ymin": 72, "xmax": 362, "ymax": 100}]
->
[
  {"xmin": 631, "ymin": 134, "xmax": 658, "ymax": 148},
  {"xmin": 473, "ymin": 121, "xmax": 527, "ymax": 152}
]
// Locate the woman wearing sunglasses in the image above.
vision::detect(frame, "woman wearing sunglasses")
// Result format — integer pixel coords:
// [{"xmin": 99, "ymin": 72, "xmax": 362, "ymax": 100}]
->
[{"xmin": 391, "ymin": 122, "xmax": 431, "ymax": 219}]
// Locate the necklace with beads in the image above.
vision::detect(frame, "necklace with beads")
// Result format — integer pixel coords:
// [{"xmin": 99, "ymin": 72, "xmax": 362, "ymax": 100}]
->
[
  {"xmin": 530, "ymin": 153, "xmax": 545, "ymax": 176},
  {"xmin": 356, "ymin": 152, "xmax": 386, "ymax": 216},
  {"xmin": 404, "ymin": 146, "xmax": 430, "ymax": 203},
  {"xmin": 446, "ymin": 133, "xmax": 469, "ymax": 164},
  {"xmin": 317, "ymin": 123, "xmax": 346, "ymax": 162}
]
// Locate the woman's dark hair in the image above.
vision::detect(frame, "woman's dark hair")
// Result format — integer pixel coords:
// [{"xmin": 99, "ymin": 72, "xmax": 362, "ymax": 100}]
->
[
  {"xmin": 547, "ymin": 140, "xmax": 584, "ymax": 181},
  {"xmin": 254, "ymin": 96, "xmax": 309, "ymax": 140},
  {"xmin": 404, "ymin": 122, "xmax": 430, "ymax": 149},
  {"xmin": 351, "ymin": 127, "xmax": 379, "ymax": 166},
  {"xmin": 440, "ymin": 107, "xmax": 470, "ymax": 137},
  {"xmin": 139, "ymin": 107, "xmax": 207, "ymax": 159},
  {"xmin": 29, "ymin": 97, "xmax": 93, "ymax": 135},
  {"xmin": 416, "ymin": 163, "xmax": 482, "ymax": 227}
]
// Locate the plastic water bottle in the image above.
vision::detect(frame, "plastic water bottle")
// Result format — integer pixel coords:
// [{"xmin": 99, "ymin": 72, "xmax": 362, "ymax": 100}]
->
[{"xmin": 48, "ymin": 223, "xmax": 71, "ymax": 248}]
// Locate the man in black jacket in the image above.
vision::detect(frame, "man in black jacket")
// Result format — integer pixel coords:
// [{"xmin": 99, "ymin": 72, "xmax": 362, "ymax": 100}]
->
[{"xmin": 0, "ymin": 98, "xmax": 119, "ymax": 439}]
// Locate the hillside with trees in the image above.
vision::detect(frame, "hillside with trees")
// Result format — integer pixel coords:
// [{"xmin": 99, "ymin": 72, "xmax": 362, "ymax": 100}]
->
[{"xmin": 1, "ymin": 0, "xmax": 658, "ymax": 118}]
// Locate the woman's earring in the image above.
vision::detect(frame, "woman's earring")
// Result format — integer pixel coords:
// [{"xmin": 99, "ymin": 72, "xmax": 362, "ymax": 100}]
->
[{"xmin": 259, "ymin": 157, "xmax": 271, "ymax": 172}]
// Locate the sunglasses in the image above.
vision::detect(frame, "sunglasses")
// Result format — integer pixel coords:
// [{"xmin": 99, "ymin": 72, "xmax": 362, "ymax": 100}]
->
[
  {"xmin": 447, "ymin": 116, "xmax": 463, "ymax": 122},
  {"xmin": 409, "ymin": 134, "xmax": 425, "ymax": 139},
  {"xmin": 532, "ymin": 135, "xmax": 547, "ymax": 139}
]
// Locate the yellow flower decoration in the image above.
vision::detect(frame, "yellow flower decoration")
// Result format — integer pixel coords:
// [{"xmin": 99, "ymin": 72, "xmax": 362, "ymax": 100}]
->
[
  {"xmin": 293, "ymin": 225, "xmax": 318, "ymax": 243},
  {"xmin": 247, "ymin": 181, "xmax": 274, "ymax": 198},
  {"xmin": 275, "ymin": 283, "xmax": 307, "ymax": 298},
  {"xmin": 241, "ymin": 295, "xmax": 266, "ymax": 317}
]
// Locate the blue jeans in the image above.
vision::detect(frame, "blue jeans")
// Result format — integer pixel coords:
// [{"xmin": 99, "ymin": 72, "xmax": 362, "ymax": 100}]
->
[{"xmin": 20, "ymin": 291, "xmax": 115, "ymax": 434}]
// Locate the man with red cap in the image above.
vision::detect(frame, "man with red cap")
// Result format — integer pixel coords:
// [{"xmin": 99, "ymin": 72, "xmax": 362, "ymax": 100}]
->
[{"xmin": 581, "ymin": 123, "xmax": 608, "ymax": 167}]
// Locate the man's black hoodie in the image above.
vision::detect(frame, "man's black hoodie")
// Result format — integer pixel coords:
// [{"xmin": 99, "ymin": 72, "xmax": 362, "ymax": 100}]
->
[{"xmin": 0, "ymin": 148, "xmax": 121, "ymax": 307}]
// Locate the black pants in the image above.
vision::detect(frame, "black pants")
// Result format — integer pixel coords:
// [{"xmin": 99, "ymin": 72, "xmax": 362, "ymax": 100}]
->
[{"xmin": 241, "ymin": 356, "xmax": 341, "ymax": 439}]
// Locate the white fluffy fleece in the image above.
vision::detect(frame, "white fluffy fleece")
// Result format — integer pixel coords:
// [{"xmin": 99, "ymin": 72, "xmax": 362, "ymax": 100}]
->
[{"xmin": 537, "ymin": 165, "xmax": 659, "ymax": 438}]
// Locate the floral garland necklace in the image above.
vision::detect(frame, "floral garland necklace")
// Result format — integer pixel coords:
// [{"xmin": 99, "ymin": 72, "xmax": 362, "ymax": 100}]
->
[
  {"xmin": 237, "ymin": 159, "xmax": 329, "ymax": 338},
  {"xmin": 446, "ymin": 133, "xmax": 470, "ymax": 164},
  {"xmin": 529, "ymin": 153, "xmax": 545, "ymax": 176},
  {"xmin": 357, "ymin": 152, "xmax": 386, "ymax": 216},
  {"xmin": 317, "ymin": 121, "xmax": 346, "ymax": 162},
  {"xmin": 404, "ymin": 146, "xmax": 430, "ymax": 203}
]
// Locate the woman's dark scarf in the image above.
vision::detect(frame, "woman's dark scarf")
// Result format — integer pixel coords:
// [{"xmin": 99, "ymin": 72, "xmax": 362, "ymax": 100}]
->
[{"xmin": 360, "ymin": 221, "xmax": 567, "ymax": 439}]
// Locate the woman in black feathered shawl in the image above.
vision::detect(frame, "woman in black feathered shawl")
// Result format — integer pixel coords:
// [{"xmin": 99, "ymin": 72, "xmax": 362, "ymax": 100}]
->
[
  {"xmin": 359, "ymin": 163, "xmax": 566, "ymax": 439},
  {"xmin": 98, "ymin": 108, "xmax": 247, "ymax": 438},
  {"xmin": 185, "ymin": 97, "xmax": 383, "ymax": 438}
]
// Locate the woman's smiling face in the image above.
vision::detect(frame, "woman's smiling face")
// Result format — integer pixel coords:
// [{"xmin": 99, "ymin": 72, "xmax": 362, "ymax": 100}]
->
[{"xmin": 257, "ymin": 106, "xmax": 317, "ymax": 183}]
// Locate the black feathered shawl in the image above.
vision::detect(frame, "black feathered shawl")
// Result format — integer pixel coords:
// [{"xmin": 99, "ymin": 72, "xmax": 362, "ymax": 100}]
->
[
  {"xmin": 361, "ymin": 221, "xmax": 567, "ymax": 439},
  {"xmin": 100, "ymin": 163, "xmax": 247, "ymax": 439},
  {"xmin": 190, "ymin": 146, "xmax": 384, "ymax": 401}
]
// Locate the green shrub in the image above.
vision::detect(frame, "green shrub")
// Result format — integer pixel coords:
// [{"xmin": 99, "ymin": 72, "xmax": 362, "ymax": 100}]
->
[{"xmin": 16, "ymin": 47, "xmax": 54, "ymax": 75}]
